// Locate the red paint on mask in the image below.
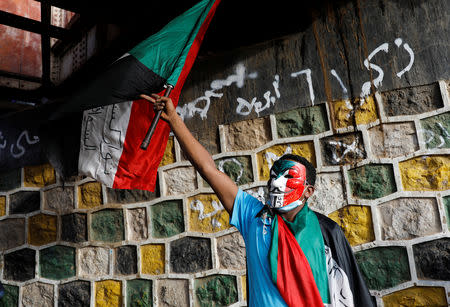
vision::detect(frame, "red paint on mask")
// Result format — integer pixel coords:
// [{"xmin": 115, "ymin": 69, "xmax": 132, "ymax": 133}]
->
[{"xmin": 283, "ymin": 163, "xmax": 307, "ymax": 206}]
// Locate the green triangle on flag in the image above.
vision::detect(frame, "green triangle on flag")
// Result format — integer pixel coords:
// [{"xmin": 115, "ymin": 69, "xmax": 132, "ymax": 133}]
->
[{"xmin": 129, "ymin": 0, "xmax": 218, "ymax": 86}]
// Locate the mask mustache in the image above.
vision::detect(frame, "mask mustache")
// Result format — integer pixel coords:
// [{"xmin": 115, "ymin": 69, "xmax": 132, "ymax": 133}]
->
[{"xmin": 269, "ymin": 187, "xmax": 294, "ymax": 194}]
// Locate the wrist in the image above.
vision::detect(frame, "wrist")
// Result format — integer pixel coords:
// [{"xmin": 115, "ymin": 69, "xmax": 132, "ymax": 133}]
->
[{"xmin": 166, "ymin": 112, "xmax": 181, "ymax": 125}]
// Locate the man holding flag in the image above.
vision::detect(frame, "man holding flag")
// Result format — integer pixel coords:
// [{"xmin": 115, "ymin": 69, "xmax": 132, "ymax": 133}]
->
[
  {"xmin": 0, "ymin": 0, "xmax": 221, "ymax": 192},
  {"xmin": 140, "ymin": 93, "xmax": 374, "ymax": 306},
  {"xmin": 76, "ymin": 0, "xmax": 221, "ymax": 191}
]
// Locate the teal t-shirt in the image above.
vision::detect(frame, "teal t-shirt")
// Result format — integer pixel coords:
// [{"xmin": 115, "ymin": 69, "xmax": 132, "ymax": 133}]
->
[
  {"xmin": 275, "ymin": 204, "xmax": 330, "ymax": 303},
  {"xmin": 230, "ymin": 189, "xmax": 329, "ymax": 306},
  {"xmin": 231, "ymin": 189, "xmax": 287, "ymax": 307}
]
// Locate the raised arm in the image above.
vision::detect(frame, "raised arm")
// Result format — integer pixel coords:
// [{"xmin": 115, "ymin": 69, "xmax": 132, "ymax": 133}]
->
[{"xmin": 141, "ymin": 94, "xmax": 238, "ymax": 214}]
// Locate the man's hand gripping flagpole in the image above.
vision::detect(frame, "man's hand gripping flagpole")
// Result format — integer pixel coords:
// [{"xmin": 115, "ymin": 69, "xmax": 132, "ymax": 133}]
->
[
  {"xmin": 138, "ymin": 92, "xmax": 238, "ymax": 213},
  {"xmin": 140, "ymin": 84, "xmax": 174, "ymax": 150}
]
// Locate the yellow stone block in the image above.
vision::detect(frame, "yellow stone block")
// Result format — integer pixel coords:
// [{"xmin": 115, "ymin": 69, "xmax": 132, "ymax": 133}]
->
[
  {"xmin": 159, "ymin": 136, "xmax": 175, "ymax": 167},
  {"xmin": 95, "ymin": 280, "xmax": 122, "ymax": 307},
  {"xmin": 188, "ymin": 194, "xmax": 230, "ymax": 233},
  {"xmin": 257, "ymin": 142, "xmax": 315, "ymax": 181},
  {"xmin": 141, "ymin": 244, "xmax": 165, "ymax": 275},
  {"xmin": 241, "ymin": 275, "xmax": 247, "ymax": 301},
  {"xmin": 399, "ymin": 155, "xmax": 449, "ymax": 191},
  {"xmin": 28, "ymin": 213, "xmax": 57, "ymax": 246},
  {"xmin": 383, "ymin": 286, "xmax": 447, "ymax": 307},
  {"xmin": 328, "ymin": 205, "xmax": 375, "ymax": 246},
  {"xmin": 24, "ymin": 163, "xmax": 56, "ymax": 187},
  {"xmin": 333, "ymin": 96, "xmax": 378, "ymax": 129},
  {"xmin": 0, "ymin": 196, "xmax": 5, "ymax": 216},
  {"xmin": 78, "ymin": 182, "xmax": 103, "ymax": 209}
]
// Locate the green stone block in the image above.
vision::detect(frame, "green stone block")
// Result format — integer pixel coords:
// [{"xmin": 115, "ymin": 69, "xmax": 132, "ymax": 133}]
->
[
  {"xmin": 106, "ymin": 184, "xmax": 159, "ymax": 205},
  {"xmin": 444, "ymin": 196, "xmax": 450, "ymax": 231},
  {"xmin": 40, "ymin": 245, "xmax": 75, "ymax": 280},
  {"xmin": 91, "ymin": 209, "xmax": 124, "ymax": 242},
  {"xmin": 276, "ymin": 104, "xmax": 329, "ymax": 138},
  {"xmin": 0, "ymin": 284, "xmax": 19, "ymax": 307},
  {"xmin": 348, "ymin": 164, "xmax": 396, "ymax": 199},
  {"xmin": 215, "ymin": 156, "xmax": 253, "ymax": 186},
  {"xmin": 356, "ymin": 246, "xmax": 410, "ymax": 290},
  {"xmin": 420, "ymin": 112, "xmax": 450, "ymax": 149},
  {"xmin": 151, "ymin": 201, "xmax": 184, "ymax": 238},
  {"xmin": 127, "ymin": 279, "xmax": 152, "ymax": 307},
  {"xmin": 0, "ymin": 169, "xmax": 21, "ymax": 192},
  {"xmin": 195, "ymin": 275, "xmax": 238, "ymax": 307}
]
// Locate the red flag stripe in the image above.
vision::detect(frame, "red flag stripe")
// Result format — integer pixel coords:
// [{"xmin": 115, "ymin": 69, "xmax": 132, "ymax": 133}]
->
[
  {"xmin": 113, "ymin": 0, "xmax": 221, "ymax": 191},
  {"xmin": 276, "ymin": 217, "xmax": 323, "ymax": 307},
  {"xmin": 111, "ymin": 96, "xmax": 166, "ymax": 190},
  {"xmin": 167, "ymin": 0, "xmax": 222, "ymax": 103}
]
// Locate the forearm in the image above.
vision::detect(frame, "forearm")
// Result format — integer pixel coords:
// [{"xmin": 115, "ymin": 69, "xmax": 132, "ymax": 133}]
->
[
  {"xmin": 168, "ymin": 114, "xmax": 215, "ymax": 174},
  {"xmin": 167, "ymin": 113, "xmax": 238, "ymax": 213},
  {"xmin": 139, "ymin": 93, "xmax": 237, "ymax": 212}
]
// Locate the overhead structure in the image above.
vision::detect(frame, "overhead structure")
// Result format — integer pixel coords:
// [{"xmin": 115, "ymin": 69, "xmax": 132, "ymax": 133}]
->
[{"xmin": 0, "ymin": 0, "xmax": 323, "ymax": 115}]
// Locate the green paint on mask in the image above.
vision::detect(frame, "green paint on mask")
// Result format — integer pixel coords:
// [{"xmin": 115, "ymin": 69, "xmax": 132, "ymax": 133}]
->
[{"xmin": 271, "ymin": 160, "xmax": 298, "ymax": 179}]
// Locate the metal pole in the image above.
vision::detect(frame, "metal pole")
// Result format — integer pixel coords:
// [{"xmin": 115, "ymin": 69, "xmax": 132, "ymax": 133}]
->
[{"xmin": 140, "ymin": 84, "xmax": 174, "ymax": 150}]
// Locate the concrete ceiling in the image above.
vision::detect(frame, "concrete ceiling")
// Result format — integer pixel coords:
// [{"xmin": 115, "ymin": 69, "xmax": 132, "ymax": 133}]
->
[{"xmin": 0, "ymin": 0, "xmax": 327, "ymax": 115}]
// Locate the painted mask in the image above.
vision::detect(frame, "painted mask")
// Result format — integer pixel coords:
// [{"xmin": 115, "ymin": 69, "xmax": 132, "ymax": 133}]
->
[{"xmin": 268, "ymin": 159, "xmax": 307, "ymax": 209}]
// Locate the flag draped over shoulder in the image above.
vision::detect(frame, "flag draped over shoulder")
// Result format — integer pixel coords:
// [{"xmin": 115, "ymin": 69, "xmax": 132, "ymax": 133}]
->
[
  {"xmin": 268, "ymin": 205, "xmax": 328, "ymax": 307},
  {"xmin": 77, "ymin": 0, "xmax": 221, "ymax": 191},
  {"xmin": 266, "ymin": 205, "xmax": 375, "ymax": 307}
]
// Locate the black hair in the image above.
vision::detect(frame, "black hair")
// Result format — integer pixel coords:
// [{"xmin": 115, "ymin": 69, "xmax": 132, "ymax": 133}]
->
[{"xmin": 275, "ymin": 154, "xmax": 316, "ymax": 186}]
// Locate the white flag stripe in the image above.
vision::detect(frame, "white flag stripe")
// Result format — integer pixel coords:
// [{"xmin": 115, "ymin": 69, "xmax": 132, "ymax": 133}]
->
[{"xmin": 79, "ymin": 101, "xmax": 133, "ymax": 187}]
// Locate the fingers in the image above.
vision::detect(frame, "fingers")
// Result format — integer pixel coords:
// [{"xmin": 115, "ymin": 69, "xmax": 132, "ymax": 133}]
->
[
  {"xmin": 139, "ymin": 94, "xmax": 171, "ymax": 104},
  {"xmin": 154, "ymin": 101, "xmax": 166, "ymax": 111},
  {"xmin": 139, "ymin": 94, "xmax": 155, "ymax": 103},
  {"xmin": 139, "ymin": 93, "xmax": 176, "ymax": 122},
  {"xmin": 139, "ymin": 94, "xmax": 170, "ymax": 113}
]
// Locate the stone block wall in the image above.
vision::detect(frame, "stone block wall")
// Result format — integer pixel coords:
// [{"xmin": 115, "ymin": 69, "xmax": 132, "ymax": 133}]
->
[{"xmin": 0, "ymin": 81, "xmax": 449, "ymax": 306}]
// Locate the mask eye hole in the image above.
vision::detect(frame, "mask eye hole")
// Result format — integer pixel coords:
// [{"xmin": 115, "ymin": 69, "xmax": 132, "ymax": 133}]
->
[
  {"xmin": 269, "ymin": 171, "xmax": 279, "ymax": 181},
  {"xmin": 285, "ymin": 174, "xmax": 294, "ymax": 179}
]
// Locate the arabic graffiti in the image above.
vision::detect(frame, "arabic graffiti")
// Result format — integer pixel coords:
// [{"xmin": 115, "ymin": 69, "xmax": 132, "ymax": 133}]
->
[
  {"xmin": 0, "ymin": 130, "xmax": 40, "ymax": 159},
  {"xmin": 291, "ymin": 69, "xmax": 314, "ymax": 105},
  {"xmin": 360, "ymin": 43, "xmax": 389, "ymax": 100},
  {"xmin": 325, "ymin": 139, "xmax": 365, "ymax": 164},
  {"xmin": 179, "ymin": 37, "xmax": 415, "ymax": 120},
  {"xmin": 79, "ymin": 102, "xmax": 132, "ymax": 184},
  {"xmin": 394, "ymin": 38, "xmax": 414, "ymax": 79},
  {"xmin": 177, "ymin": 63, "xmax": 258, "ymax": 120},
  {"xmin": 422, "ymin": 123, "xmax": 450, "ymax": 148},
  {"xmin": 236, "ymin": 74, "xmax": 280, "ymax": 116},
  {"xmin": 190, "ymin": 199, "xmax": 225, "ymax": 229}
]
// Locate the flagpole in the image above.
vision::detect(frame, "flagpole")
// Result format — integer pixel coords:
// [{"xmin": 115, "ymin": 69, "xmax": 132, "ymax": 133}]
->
[{"xmin": 140, "ymin": 84, "xmax": 174, "ymax": 150}]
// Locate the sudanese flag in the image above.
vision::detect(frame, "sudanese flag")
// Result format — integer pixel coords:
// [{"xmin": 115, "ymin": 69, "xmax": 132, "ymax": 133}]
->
[
  {"xmin": 0, "ymin": 0, "xmax": 220, "ymax": 188},
  {"xmin": 267, "ymin": 205, "xmax": 375, "ymax": 307},
  {"xmin": 268, "ymin": 204, "xmax": 329, "ymax": 306},
  {"xmin": 70, "ymin": 0, "xmax": 221, "ymax": 191}
]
